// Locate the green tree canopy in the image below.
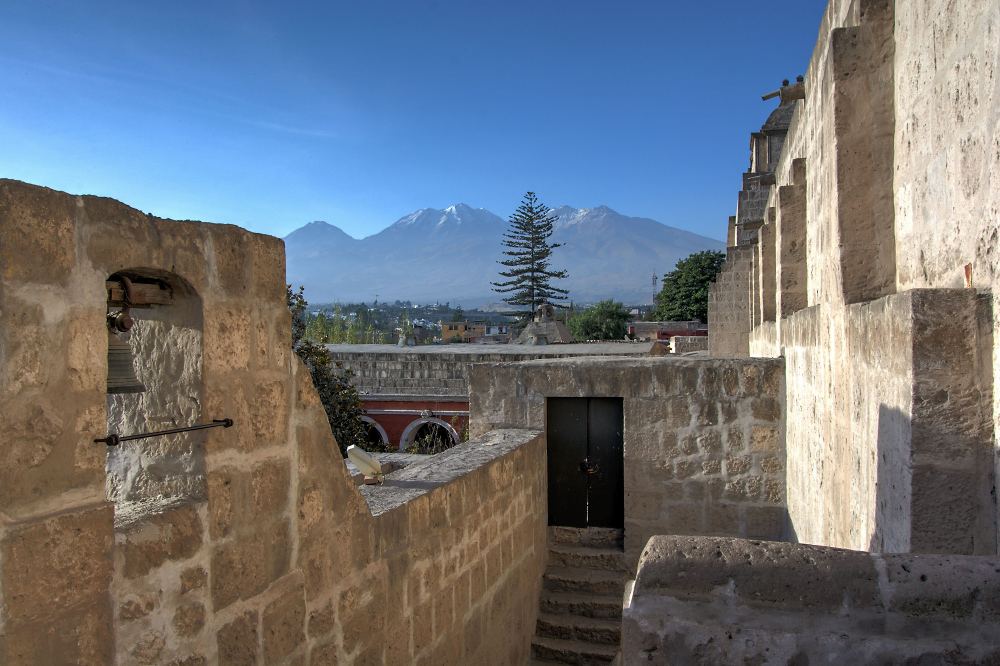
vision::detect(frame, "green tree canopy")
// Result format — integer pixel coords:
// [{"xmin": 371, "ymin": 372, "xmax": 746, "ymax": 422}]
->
[
  {"xmin": 655, "ymin": 250, "xmax": 726, "ymax": 322},
  {"xmin": 451, "ymin": 305, "xmax": 464, "ymax": 322},
  {"xmin": 566, "ymin": 299, "xmax": 632, "ymax": 341},
  {"xmin": 288, "ymin": 286, "xmax": 367, "ymax": 456},
  {"xmin": 492, "ymin": 192, "xmax": 568, "ymax": 325}
]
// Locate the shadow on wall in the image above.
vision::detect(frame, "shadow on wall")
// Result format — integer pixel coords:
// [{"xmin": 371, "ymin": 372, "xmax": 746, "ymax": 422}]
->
[
  {"xmin": 786, "ymin": 513, "xmax": 799, "ymax": 545},
  {"xmin": 871, "ymin": 401, "xmax": 997, "ymax": 555},
  {"xmin": 871, "ymin": 404, "xmax": 911, "ymax": 553}
]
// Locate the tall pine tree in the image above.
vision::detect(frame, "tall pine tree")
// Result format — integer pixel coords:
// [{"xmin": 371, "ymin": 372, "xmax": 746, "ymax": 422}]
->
[{"xmin": 492, "ymin": 192, "xmax": 569, "ymax": 325}]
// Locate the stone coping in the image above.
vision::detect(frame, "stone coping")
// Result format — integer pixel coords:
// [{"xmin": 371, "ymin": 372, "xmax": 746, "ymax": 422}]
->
[
  {"xmin": 485, "ymin": 354, "xmax": 772, "ymax": 369},
  {"xmin": 357, "ymin": 428, "xmax": 541, "ymax": 517},
  {"xmin": 357, "ymin": 394, "xmax": 470, "ymax": 402},
  {"xmin": 344, "ymin": 452, "xmax": 427, "ymax": 485},
  {"xmin": 631, "ymin": 535, "xmax": 1000, "ymax": 622},
  {"xmin": 325, "ymin": 342, "xmax": 654, "ymax": 356}
]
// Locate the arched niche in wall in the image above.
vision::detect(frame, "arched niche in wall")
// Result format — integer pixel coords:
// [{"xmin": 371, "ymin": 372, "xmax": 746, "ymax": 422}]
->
[
  {"xmin": 399, "ymin": 417, "xmax": 460, "ymax": 452},
  {"xmin": 104, "ymin": 269, "xmax": 205, "ymax": 505},
  {"xmin": 361, "ymin": 415, "xmax": 389, "ymax": 446}
]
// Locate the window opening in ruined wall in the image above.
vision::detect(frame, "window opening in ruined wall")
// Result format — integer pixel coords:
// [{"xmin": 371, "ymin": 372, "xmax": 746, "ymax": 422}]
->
[{"xmin": 104, "ymin": 271, "xmax": 205, "ymax": 508}]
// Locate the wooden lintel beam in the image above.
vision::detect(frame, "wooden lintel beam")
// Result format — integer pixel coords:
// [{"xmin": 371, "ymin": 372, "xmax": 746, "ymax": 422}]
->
[{"xmin": 106, "ymin": 281, "xmax": 173, "ymax": 307}]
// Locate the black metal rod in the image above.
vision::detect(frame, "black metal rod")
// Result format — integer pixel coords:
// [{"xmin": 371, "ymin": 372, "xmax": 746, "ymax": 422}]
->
[{"xmin": 95, "ymin": 418, "xmax": 233, "ymax": 447}]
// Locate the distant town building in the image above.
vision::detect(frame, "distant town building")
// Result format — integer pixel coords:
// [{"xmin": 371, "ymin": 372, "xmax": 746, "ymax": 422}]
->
[{"xmin": 628, "ymin": 320, "xmax": 708, "ymax": 342}]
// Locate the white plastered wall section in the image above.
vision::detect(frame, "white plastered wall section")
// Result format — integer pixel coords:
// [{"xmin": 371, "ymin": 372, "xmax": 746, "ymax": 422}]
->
[{"xmin": 106, "ymin": 283, "xmax": 205, "ymax": 504}]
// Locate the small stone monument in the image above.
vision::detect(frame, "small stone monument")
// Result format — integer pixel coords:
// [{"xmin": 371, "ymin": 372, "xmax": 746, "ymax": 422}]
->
[{"xmin": 513, "ymin": 303, "xmax": 575, "ymax": 345}]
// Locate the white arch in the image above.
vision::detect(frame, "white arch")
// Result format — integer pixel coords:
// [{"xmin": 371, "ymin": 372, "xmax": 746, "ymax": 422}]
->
[
  {"xmin": 398, "ymin": 417, "xmax": 460, "ymax": 451},
  {"xmin": 360, "ymin": 415, "xmax": 388, "ymax": 446}
]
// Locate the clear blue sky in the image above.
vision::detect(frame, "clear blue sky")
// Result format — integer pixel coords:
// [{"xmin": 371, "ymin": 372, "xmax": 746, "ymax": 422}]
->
[{"xmin": 1, "ymin": 1, "xmax": 826, "ymax": 242}]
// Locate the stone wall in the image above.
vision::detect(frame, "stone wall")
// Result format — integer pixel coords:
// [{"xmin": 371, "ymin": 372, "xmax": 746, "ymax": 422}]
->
[
  {"xmin": 707, "ymin": 246, "xmax": 753, "ymax": 357},
  {"xmin": 327, "ymin": 344, "xmax": 652, "ymax": 396},
  {"xmin": 670, "ymin": 336, "xmax": 708, "ymax": 354},
  {"xmin": 0, "ymin": 180, "xmax": 548, "ymax": 665},
  {"xmin": 468, "ymin": 356, "xmax": 786, "ymax": 570},
  {"xmin": 110, "ymin": 426, "xmax": 546, "ymax": 666},
  {"xmin": 622, "ymin": 536, "xmax": 1000, "ymax": 665},
  {"xmin": 890, "ymin": 0, "xmax": 1000, "ymax": 555},
  {"xmin": 775, "ymin": 290, "xmax": 995, "ymax": 554},
  {"xmin": 732, "ymin": 0, "xmax": 999, "ymax": 556}
]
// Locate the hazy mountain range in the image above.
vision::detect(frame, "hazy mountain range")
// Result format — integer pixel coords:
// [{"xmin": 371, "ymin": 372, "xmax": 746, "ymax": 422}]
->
[{"xmin": 283, "ymin": 204, "xmax": 724, "ymax": 306}]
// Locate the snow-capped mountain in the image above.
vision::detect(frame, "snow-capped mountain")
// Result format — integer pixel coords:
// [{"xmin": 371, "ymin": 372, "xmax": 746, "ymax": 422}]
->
[
  {"xmin": 372, "ymin": 204, "xmax": 505, "ymax": 239},
  {"xmin": 283, "ymin": 204, "xmax": 724, "ymax": 306}
]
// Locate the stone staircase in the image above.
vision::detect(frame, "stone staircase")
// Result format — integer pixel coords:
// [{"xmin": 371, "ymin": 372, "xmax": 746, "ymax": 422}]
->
[{"xmin": 530, "ymin": 527, "xmax": 627, "ymax": 666}]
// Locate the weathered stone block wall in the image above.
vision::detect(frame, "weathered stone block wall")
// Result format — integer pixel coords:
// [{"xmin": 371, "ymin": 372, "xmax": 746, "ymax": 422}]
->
[
  {"xmin": 893, "ymin": 1, "xmax": 1000, "ymax": 293},
  {"xmin": 741, "ymin": 0, "xmax": 998, "ymax": 555},
  {"xmin": 110, "ymin": 425, "xmax": 546, "ymax": 666},
  {"xmin": 326, "ymin": 350, "xmax": 472, "ymax": 395},
  {"xmin": 747, "ymin": 321, "xmax": 778, "ymax": 358},
  {"xmin": 891, "ymin": 0, "xmax": 1000, "ymax": 550},
  {"xmin": 778, "ymin": 289, "xmax": 995, "ymax": 554},
  {"xmin": 707, "ymin": 246, "xmax": 753, "ymax": 357},
  {"xmin": 776, "ymin": 158, "xmax": 808, "ymax": 318},
  {"xmin": 832, "ymin": 1, "xmax": 897, "ymax": 304},
  {"xmin": 756, "ymin": 219, "xmax": 776, "ymax": 323},
  {"xmin": 670, "ymin": 336, "xmax": 708, "ymax": 354},
  {"xmin": 0, "ymin": 180, "xmax": 548, "ymax": 665},
  {"xmin": 622, "ymin": 536, "xmax": 1000, "ymax": 665},
  {"xmin": 326, "ymin": 345, "xmax": 651, "ymax": 396},
  {"xmin": 468, "ymin": 356, "xmax": 786, "ymax": 569},
  {"xmin": 741, "ymin": 0, "xmax": 895, "ymax": 324}
]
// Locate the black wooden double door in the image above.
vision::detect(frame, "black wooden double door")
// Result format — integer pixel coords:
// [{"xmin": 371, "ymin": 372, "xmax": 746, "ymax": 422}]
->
[{"xmin": 546, "ymin": 397, "xmax": 624, "ymax": 528}]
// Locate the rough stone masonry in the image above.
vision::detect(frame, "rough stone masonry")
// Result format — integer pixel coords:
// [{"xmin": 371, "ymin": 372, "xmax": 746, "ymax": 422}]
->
[{"xmin": 0, "ymin": 179, "xmax": 547, "ymax": 665}]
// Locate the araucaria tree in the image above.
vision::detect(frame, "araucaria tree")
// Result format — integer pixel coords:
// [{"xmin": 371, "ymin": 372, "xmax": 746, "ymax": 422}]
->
[{"xmin": 492, "ymin": 192, "xmax": 568, "ymax": 324}]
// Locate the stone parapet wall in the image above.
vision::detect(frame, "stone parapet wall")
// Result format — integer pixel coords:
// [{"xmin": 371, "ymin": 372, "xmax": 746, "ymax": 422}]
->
[
  {"xmin": 0, "ymin": 180, "xmax": 549, "ymax": 665},
  {"xmin": 747, "ymin": 321, "xmax": 778, "ymax": 358},
  {"xmin": 778, "ymin": 289, "xmax": 995, "ymax": 554},
  {"xmin": 670, "ymin": 336, "xmax": 708, "ymax": 354},
  {"xmin": 109, "ymin": 424, "xmax": 547, "ymax": 665},
  {"xmin": 622, "ymin": 535, "xmax": 1000, "ymax": 665},
  {"xmin": 327, "ymin": 344, "xmax": 652, "ymax": 396},
  {"xmin": 469, "ymin": 356, "xmax": 786, "ymax": 570},
  {"xmin": 735, "ymin": 0, "xmax": 1000, "ymax": 556}
]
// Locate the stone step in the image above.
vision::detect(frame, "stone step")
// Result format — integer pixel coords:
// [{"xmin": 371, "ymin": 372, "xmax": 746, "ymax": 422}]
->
[
  {"xmin": 549, "ymin": 526, "xmax": 623, "ymax": 549},
  {"xmin": 536, "ymin": 612, "xmax": 621, "ymax": 645},
  {"xmin": 531, "ymin": 635, "xmax": 619, "ymax": 665},
  {"xmin": 543, "ymin": 567, "xmax": 629, "ymax": 595},
  {"xmin": 538, "ymin": 590, "xmax": 623, "ymax": 620},
  {"xmin": 530, "ymin": 658, "xmax": 621, "ymax": 666},
  {"xmin": 548, "ymin": 543, "xmax": 625, "ymax": 571}
]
